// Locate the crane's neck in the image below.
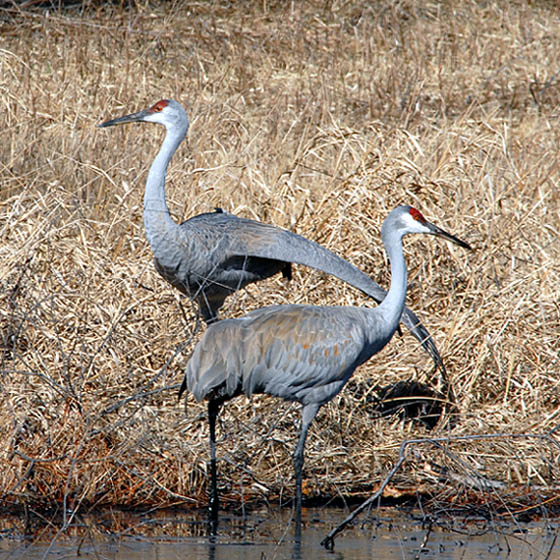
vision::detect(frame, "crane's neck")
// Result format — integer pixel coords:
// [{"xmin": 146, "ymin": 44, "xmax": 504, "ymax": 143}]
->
[
  {"xmin": 143, "ymin": 125, "xmax": 186, "ymax": 248},
  {"xmin": 368, "ymin": 227, "xmax": 408, "ymax": 343}
]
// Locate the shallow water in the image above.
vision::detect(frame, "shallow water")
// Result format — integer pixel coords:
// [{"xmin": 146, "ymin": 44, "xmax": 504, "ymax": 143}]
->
[{"xmin": 1, "ymin": 507, "xmax": 558, "ymax": 559}]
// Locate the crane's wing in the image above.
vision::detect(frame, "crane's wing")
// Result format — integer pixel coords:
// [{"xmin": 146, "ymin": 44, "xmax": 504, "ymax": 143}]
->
[
  {"xmin": 180, "ymin": 211, "xmax": 443, "ymax": 371},
  {"xmin": 238, "ymin": 305, "xmax": 373, "ymax": 404},
  {"xmin": 184, "ymin": 305, "xmax": 375, "ymax": 406}
]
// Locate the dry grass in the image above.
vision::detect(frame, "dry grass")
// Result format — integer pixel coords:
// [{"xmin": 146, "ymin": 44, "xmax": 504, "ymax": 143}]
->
[{"xmin": 1, "ymin": 0, "xmax": 559, "ymax": 525}]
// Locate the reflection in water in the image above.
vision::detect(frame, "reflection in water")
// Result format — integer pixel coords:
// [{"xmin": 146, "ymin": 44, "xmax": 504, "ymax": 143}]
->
[{"xmin": 0, "ymin": 507, "xmax": 558, "ymax": 560}]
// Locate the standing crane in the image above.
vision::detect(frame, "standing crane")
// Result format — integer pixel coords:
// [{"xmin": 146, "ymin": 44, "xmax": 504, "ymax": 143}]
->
[
  {"xmin": 180, "ymin": 205, "xmax": 471, "ymax": 529},
  {"xmin": 99, "ymin": 100, "xmax": 441, "ymax": 367}
]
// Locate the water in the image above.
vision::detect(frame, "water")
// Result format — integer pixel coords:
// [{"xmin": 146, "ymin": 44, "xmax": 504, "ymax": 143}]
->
[{"xmin": 0, "ymin": 507, "xmax": 558, "ymax": 559}]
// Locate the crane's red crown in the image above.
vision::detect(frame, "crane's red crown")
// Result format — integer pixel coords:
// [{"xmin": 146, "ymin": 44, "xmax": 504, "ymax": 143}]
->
[
  {"xmin": 409, "ymin": 207, "xmax": 425, "ymax": 222},
  {"xmin": 150, "ymin": 100, "xmax": 170, "ymax": 113}
]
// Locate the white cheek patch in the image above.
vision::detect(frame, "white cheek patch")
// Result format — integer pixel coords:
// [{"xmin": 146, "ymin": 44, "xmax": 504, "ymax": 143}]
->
[
  {"xmin": 145, "ymin": 112, "xmax": 163, "ymax": 123},
  {"xmin": 403, "ymin": 212, "xmax": 420, "ymax": 228}
]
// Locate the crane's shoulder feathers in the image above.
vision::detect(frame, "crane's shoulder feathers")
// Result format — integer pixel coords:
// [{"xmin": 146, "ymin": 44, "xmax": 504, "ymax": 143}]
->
[{"xmin": 179, "ymin": 212, "xmax": 295, "ymax": 246}]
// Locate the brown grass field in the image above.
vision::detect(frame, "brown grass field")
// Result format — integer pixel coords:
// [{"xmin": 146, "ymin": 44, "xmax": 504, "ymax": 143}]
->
[{"xmin": 1, "ymin": 0, "xmax": 559, "ymax": 530}]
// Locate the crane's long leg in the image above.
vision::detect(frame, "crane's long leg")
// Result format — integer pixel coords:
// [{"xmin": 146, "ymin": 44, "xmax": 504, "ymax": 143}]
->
[
  {"xmin": 208, "ymin": 399, "xmax": 222, "ymax": 534},
  {"xmin": 293, "ymin": 403, "xmax": 321, "ymax": 534}
]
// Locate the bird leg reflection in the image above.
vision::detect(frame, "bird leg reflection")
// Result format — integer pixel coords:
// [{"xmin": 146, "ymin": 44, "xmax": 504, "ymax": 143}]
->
[{"xmin": 208, "ymin": 399, "xmax": 222, "ymax": 535}]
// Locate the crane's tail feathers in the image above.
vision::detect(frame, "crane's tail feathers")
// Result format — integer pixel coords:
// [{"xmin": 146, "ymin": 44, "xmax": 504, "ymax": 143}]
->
[
  {"xmin": 399, "ymin": 307, "xmax": 444, "ymax": 372},
  {"xmin": 401, "ymin": 310, "xmax": 456, "ymax": 410}
]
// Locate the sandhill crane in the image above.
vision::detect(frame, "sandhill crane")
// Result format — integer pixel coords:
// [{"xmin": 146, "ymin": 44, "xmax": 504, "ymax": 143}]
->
[
  {"xmin": 180, "ymin": 205, "xmax": 471, "ymax": 529},
  {"xmin": 99, "ymin": 99, "xmax": 442, "ymax": 367}
]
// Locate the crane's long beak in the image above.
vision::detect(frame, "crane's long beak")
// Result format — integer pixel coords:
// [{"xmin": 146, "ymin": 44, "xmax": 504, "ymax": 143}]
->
[
  {"xmin": 426, "ymin": 221, "xmax": 471, "ymax": 250},
  {"xmin": 98, "ymin": 108, "xmax": 150, "ymax": 128}
]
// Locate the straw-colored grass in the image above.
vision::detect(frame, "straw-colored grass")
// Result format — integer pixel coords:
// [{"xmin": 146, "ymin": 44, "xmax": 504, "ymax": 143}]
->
[{"xmin": 1, "ymin": 0, "xmax": 559, "ymax": 523}]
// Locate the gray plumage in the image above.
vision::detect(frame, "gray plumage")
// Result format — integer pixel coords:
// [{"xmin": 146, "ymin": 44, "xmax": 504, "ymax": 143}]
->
[
  {"xmin": 98, "ymin": 99, "xmax": 442, "ymax": 369},
  {"xmin": 180, "ymin": 205, "xmax": 471, "ymax": 527}
]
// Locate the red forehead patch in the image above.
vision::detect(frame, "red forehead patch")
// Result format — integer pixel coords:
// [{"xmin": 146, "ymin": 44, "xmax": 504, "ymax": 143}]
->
[
  {"xmin": 409, "ymin": 207, "xmax": 425, "ymax": 222},
  {"xmin": 150, "ymin": 99, "xmax": 169, "ymax": 113}
]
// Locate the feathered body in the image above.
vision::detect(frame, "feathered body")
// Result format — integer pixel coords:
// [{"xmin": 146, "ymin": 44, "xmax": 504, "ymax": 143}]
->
[{"xmin": 186, "ymin": 303, "xmax": 393, "ymax": 408}]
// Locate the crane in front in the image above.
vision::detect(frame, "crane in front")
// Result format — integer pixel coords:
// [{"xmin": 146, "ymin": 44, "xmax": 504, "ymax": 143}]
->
[{"xmin": 180, "ymin": 205, "xmax": 471, "ymax": 530}]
